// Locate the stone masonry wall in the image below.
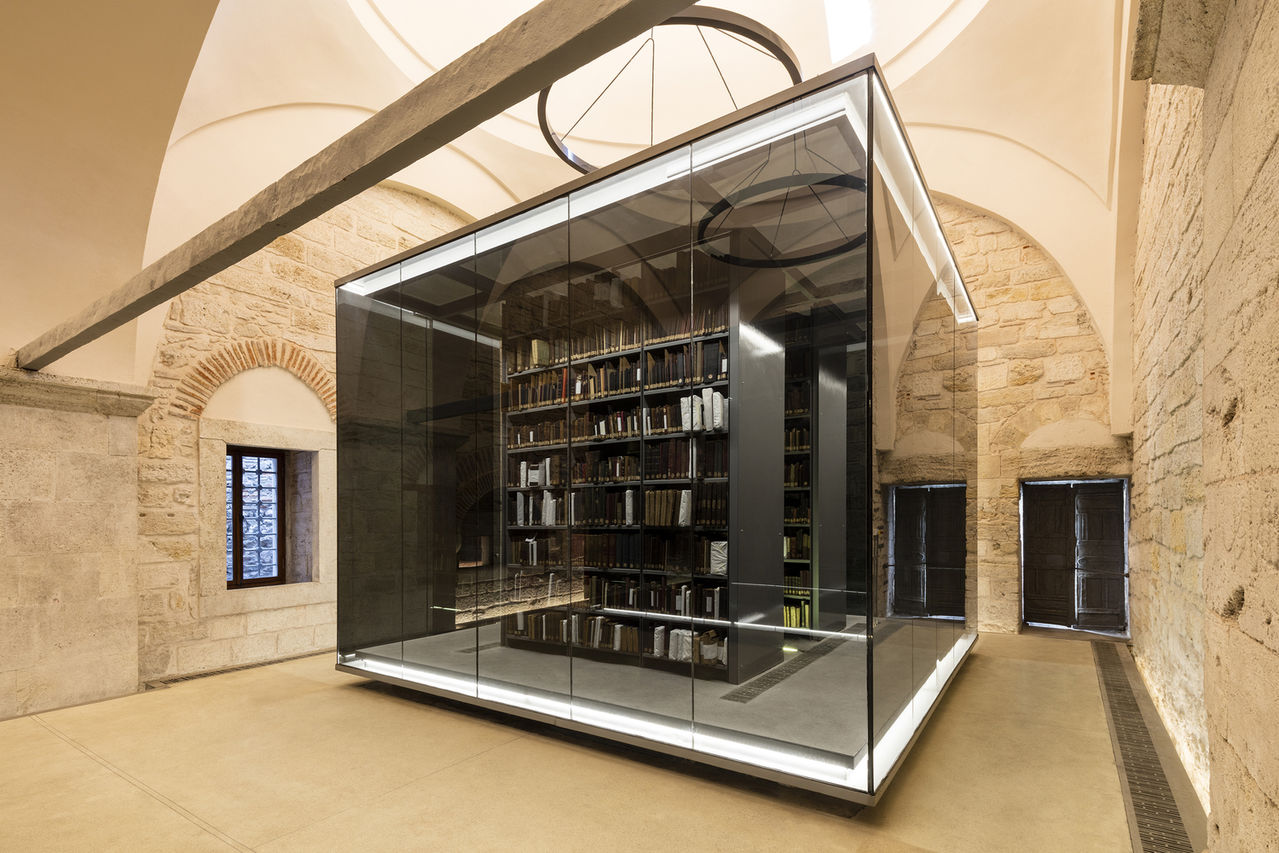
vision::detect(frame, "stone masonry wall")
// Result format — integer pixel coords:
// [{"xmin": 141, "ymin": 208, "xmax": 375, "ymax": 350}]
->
[
  {"xmin": 137, "ymin": 184, "xmax": 464, "ymax": 681},
  {"xmin": 1195, "ymin": 3, "xmax": 1279, "ymax": 845},
  {"xmin": 0, "ymin": 370, "xmax": 152, "ymax": 718},
  {"xmin": 939, "ymin": 201, "xmax": 1129, "ymax": 633},
  {"xmin": 1130, "ymin": 83, "xmax": 1209, "ymax": 809}
]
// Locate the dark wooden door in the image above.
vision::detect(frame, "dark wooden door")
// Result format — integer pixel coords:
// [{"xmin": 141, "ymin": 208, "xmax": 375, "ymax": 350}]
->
[
  {"xmin": 1074, "ymin": 484, "xmax": 1127, "ymax": 632},
  {"xmin": 925, "ymin": 487, "xmax": 966, "ymax": 617},
  {"xmin": 891, "ymin": 488, "xmax": 926, "ymax": 617},
  {"xmin": 1022, "ymin": 481, "xmax": 1127, "ymax": 631},
  {"xmin": 1022, "ymin": 484, "xmax": 1076, "ymax": 626}
]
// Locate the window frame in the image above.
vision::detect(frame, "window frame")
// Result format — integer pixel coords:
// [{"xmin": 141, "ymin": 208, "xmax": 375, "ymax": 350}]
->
[{"xmin": 226, "ymin": 445, "xmax": 288, "ymax": 589}]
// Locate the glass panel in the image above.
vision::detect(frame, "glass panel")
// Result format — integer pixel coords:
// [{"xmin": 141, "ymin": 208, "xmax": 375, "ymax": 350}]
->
[
  {"xmin": 336, "ymin": 266, "xmax": 404, "ymax": 666},
  {"xmin": 688, "ymin": 71, "xmax": 871, "ymax": 790},
  {"xmin": 567, "ymin": 146, "xmax": 695, "ymax": 741},
  {"xmin": 398, "ymin": 236, "xmax": 481, "ymax": 689},
  {"xmin": 259, "ymin": 457, "xmax": 277, "ymax": 473},
  {"xmin": 243, "ymin": 457, "xmax": 259, "ymax": 472},
  {"xmin": 477, "ymin": 199, "xmax": 572, "ymax": 714},
  {"xmin": 868, "ymin": 73, "xmax": 976, "ymax": 791}
]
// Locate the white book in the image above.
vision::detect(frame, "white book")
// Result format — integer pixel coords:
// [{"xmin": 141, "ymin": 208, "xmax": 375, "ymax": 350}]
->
[
  {"xmin": 712, "ymin": 590, "xmax": 720, "ymax": 620},
  {"xmin": 680, "ymin": 395, "xmax": 692, "ymax": 432},
  {"xmin": 643, "ymin": 406, "xmax": 652, "ymax": 435},
  {"xmin": 701, "ymin": 388, "xmax": 714, "ymax": 429},
  {"xmin": 520, "ymin": 460, "xmax": 529, "ymax": 488},
  {"xmin": 624, "ymin": 489, "xmax": 634, "ymax": 525},
  {"xmin": 712, "ymin": 391, "xmax": 724, "ymax": 430},
  {"xmin": 710, "ymin": 541, "xmax": 728, "ymax": 575},
  {"xmin": 569, "ymin": 492, "xmax": 579, "ymax": 525},
  {"xmin": 542, "ymin": 489, "xmax": 554, "ymax": 526},
  {"xmin": 515, "ymin": 492, "xmax": 525, "ymax": 527},
  {"xmin": 517, "ymin": 611, "xmax": 526, "ymax": 631},
  {"xmin": 678, "ymin": 489, "xmax": 692, "ymax": 527},
  {"xmin": 653, "ymin": 625, "xmax": 666, "ymax": 658},
  {"xmin": 691, "ymin": 395, "xmax": 703, "ymax": 431},
  {"xmin": 528, "ymin": 463, "xmax": 541, "ymax": 487},
  {"xmin": 544, "ymin": 457, "xmax": 553, "ymax": 487},
  {"xmin": 613, "ymin": 630, "xmax": 622, "ymax": 651}
]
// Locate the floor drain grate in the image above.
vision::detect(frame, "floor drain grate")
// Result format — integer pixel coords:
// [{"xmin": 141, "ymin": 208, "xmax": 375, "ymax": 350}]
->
[
  {"xmin": 1093, "ymin": 642, "xmax": 1194, "ymax": 853},
  {"xmin": 457, "ymin": 642, "xmax": 504, "ymax": 653}
]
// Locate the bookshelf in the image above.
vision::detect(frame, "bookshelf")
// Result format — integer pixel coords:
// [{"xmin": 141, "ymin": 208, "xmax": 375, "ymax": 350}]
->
[
  {"xmin": 499, "ymin": 269, "xmax": 740, "ymax": 680},
  {"xmin": 783, "ymin": 314, "xmax": 815, "ymax": 632}
]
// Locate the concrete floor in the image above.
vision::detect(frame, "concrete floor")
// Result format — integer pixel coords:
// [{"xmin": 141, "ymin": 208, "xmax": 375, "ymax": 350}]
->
[{"xmin": 0, "ymin": 633, "xmax": 1133, "ymax": 852}]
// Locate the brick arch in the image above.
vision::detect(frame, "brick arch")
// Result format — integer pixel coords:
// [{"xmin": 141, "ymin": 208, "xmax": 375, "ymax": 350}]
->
[{"xmin": 170, "ymin": 338, "xmax": 336, "ymax": 420}]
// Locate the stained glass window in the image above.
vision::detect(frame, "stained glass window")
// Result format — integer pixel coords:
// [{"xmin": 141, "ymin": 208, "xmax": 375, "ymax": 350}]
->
[{"xmin": 226, "ymin": 446, "xmax": 286, "ymax": 588}]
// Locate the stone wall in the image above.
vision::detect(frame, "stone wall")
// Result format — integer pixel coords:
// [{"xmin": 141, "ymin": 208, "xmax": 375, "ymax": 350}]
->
[
  {"xmin": 0, "ymin": 369, "xmax": 151, "ymax": 718},
  {"xmin": 940, "ymin": 201, "xmax": 1128, "ymax": 633},
  {"xmin": 137, "ymin": 184, "xmax": 465, "ymax": 681},
  {"xmin": 1130, "ymin": 83, "xmax": 1209, "ymax": 809},
  {"xmin": 1194, "ymin": 3, "xmax": 1279, "ymax": 844}
]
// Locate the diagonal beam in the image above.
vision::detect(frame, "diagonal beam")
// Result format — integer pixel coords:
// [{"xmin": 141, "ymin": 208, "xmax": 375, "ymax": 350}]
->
[{"xmin": 17, "ymin": 0, "xmax": 691, "ymax": 371}]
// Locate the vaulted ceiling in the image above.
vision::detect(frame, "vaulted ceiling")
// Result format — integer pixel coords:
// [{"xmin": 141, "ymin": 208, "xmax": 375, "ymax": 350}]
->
[{"xmin": 2, "ymin": 0, "xmax": 1145, "ymax": 428}]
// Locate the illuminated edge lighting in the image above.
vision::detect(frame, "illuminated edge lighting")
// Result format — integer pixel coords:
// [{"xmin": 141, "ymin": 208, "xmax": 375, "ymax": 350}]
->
[
  {"xmin": 340, "ymin": 72, "xmax": 974, "ymax": 329},
  {"xmin": 867, "ymin": 74, "xmax": 978, "ymax": 326},
  {"xmin": 867, "ymin": 629, "xmax": 976, "ymax": 788},
  {"xmin": 344, "ymin": 648, "xmax": 888, "ymax": 790}
]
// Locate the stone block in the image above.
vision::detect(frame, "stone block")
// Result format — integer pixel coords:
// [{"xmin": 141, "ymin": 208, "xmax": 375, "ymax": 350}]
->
[
  {"xmin": 0, "ymin": 449, "xmax": 55, "ymax": 501},
  {"xmin": 1044, "ymin": 355, "xmax": 1085, "ymax": 383},
  {"xmin": 275, "ymin": 625, "xmax": 318, "ymax": 657},
  {"xmin": 231, "ymin": 632, "xmax": 278, "ymax": 664},
  {"xmin": 0, "ymin": 406, "xmax": 106, "ymax": 454},
  {"xmin": 246, "ymin": 606, "xmax": 309, "ymax": 635},
  {"xmin": 176, "ymin": 640, "xmax": 234, "ymax": 674},
  {"xmin": 54, "ymin": 452, "xmax": 135, "ymax": 503}
]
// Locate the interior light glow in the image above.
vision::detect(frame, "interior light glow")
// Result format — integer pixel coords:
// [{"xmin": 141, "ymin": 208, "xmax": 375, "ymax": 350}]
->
[
  {"xmin": 693, "ymin": 730, "xmax": 859, "ymax": 789},
  {"xmin": 825, "ymin": 0, "xmax": 873, "ymax": 62},
  {"xmin": 475, "ymin": 197, "xmax": 568, "ymax": 254},
  {"xmin": 866, "ymin": 630, "xmax": 976, "ymax": 788},
  {"xmin": 339, "ymin": 263, "xmax": 400, "ymax": 297},
  {"xmin": 571, "ymin": 704, "xmax": 694, "ymax": 749}
]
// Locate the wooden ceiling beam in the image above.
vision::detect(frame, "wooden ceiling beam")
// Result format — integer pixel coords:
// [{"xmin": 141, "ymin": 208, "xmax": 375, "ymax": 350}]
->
[{"xmin": 17, "ymin": 0, "xmax": 692, "ymax": 370}]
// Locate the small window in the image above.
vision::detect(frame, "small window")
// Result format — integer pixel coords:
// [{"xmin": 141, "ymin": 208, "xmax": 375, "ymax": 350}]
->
[{"xmin": 226, "ymin": 446, "xmax": 286, "ymax": 588}]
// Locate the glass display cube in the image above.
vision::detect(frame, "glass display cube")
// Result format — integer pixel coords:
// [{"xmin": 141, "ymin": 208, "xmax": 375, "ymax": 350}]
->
[{"xmin": 335, "ymin": 55, "xmax": 977, "ymax": 802}]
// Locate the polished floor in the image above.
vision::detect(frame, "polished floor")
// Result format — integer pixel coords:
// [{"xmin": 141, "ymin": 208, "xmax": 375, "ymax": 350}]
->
[{"xmin": 0, "ymin": 633, "xmax": 1136, "ymax": 852}]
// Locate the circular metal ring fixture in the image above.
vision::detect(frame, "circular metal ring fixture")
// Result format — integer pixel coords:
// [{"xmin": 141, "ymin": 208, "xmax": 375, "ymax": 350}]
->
[
  {"xmin": 696, "ymin": 173, "xmax": 868, "ymax": 269},
  {"xmin": 537, "ymin": 5, "xmax": 803, "ymax": 174}
]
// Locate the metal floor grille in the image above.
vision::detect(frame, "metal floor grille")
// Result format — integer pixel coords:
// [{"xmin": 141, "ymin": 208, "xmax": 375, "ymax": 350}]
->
[
  {"xmin": 719, "ymin": 635, "xmax": 850, "ymax": 703},
  {"xmin": 1093, "ymin": 642, "xmax": 1194, "ymax": 853}
]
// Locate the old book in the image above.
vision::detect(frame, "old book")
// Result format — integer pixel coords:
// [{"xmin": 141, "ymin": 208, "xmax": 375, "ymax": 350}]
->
[
  {"xmin": 624, "ymin": 489, "xmax": 634, "ymax": 525},
  {"xmin": 701, "ymin": 387, "xmax": 714, "ymax": 429},
  {"xmin": 710, "ymin": 540, "xmax": 728, "ymax": 575},
  {"xmin": 680, "ymin": 395, "xmax": 692, "ymax": 432},
  {"xmin": 678, "ymin": 489, "xmax": 692, "ymax": 527},
  {"xmin": 712, "ymin": 390, "xmax": 724, "ymax": 430},
  {"xmin": 530, "ymin": 339, "xmax": 551, "ymax": 367},
  {"xmin": 691, "ymin": 394, "xmax": 703, "ymax": 431}
]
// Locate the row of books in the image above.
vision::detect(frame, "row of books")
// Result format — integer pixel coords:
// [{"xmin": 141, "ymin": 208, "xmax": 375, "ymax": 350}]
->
[
  {"xmin": 571, "ymin": 450, "xmax": 640, "ymax": 484},
  {"xmin": 509, "ymin": 419, "xmax": 567, "ymax": 449},
  {"xmin": 783, "ymin": 529, "xmax": 812, "ymax": 560},
  {"xmin": 509, "ymin": 535, "xmax": 563, "ymax": 567},
  {"xmin": 571, "ymin": 408, "xmax": 641, "ymax": 442},
  {"xmin": 571, "ymin": 489, "xmax": 636, "ymax": 527},
  {"xmin": 785, "ymin": 380, "xmax": 811, "ymax": 415},
  {"xmin": 586, "ymin": 577, "xmax": 727, "ymax": 620},
  {"xmin": 645, "ymin": 437, "xmax": 691, "ymax": 480},
  {"xmin": 785, "ymin": 459, "xmax": 810, "ymax": 488},
  {"xmin": 784, "ymin": 568, "xmax": 813, "ymax": 594},
  {"xmin": 646, "ymin": 489, "xmax": 692, "ymax": 527},
  {"xmin": 785, "ymin": 425, "xmax": 811, "ymax": 452},
  {"xmin": 512, "ymin": 490, "xmax": 565, "ymax": 527},
  {"xmin": 509, "ymin": 456, "xmax": 563, "ymax": 489},
  {"xmin": 503, "ymin": 613, "xmax": 727, "ymax": 665},
  {"xmin": 696, "ymin": 482, "xmax": 728, "ymax": 528},
  {"xmin": 573, "ymin": 532, "xmax": 641, "ymax": 570},
  {"xmin": 645, "ymin": 389, "xmax": 728, "ymax": 434},
  {"xmin": 647, "ymin": 536, "xmax": 728, "ymax": 575},
  {"xmin": 571, "ymin": 356, "xmax": 642, "ymax": 399},
  {"xmin": 783, "ymin": 602, "xmax": 812, "ymax": 629}
]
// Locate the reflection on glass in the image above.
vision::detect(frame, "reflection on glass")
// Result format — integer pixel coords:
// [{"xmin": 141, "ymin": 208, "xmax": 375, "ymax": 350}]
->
[{"xmin": 336, "ymin": 61, "xmax": 975, "ymax": 800}]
